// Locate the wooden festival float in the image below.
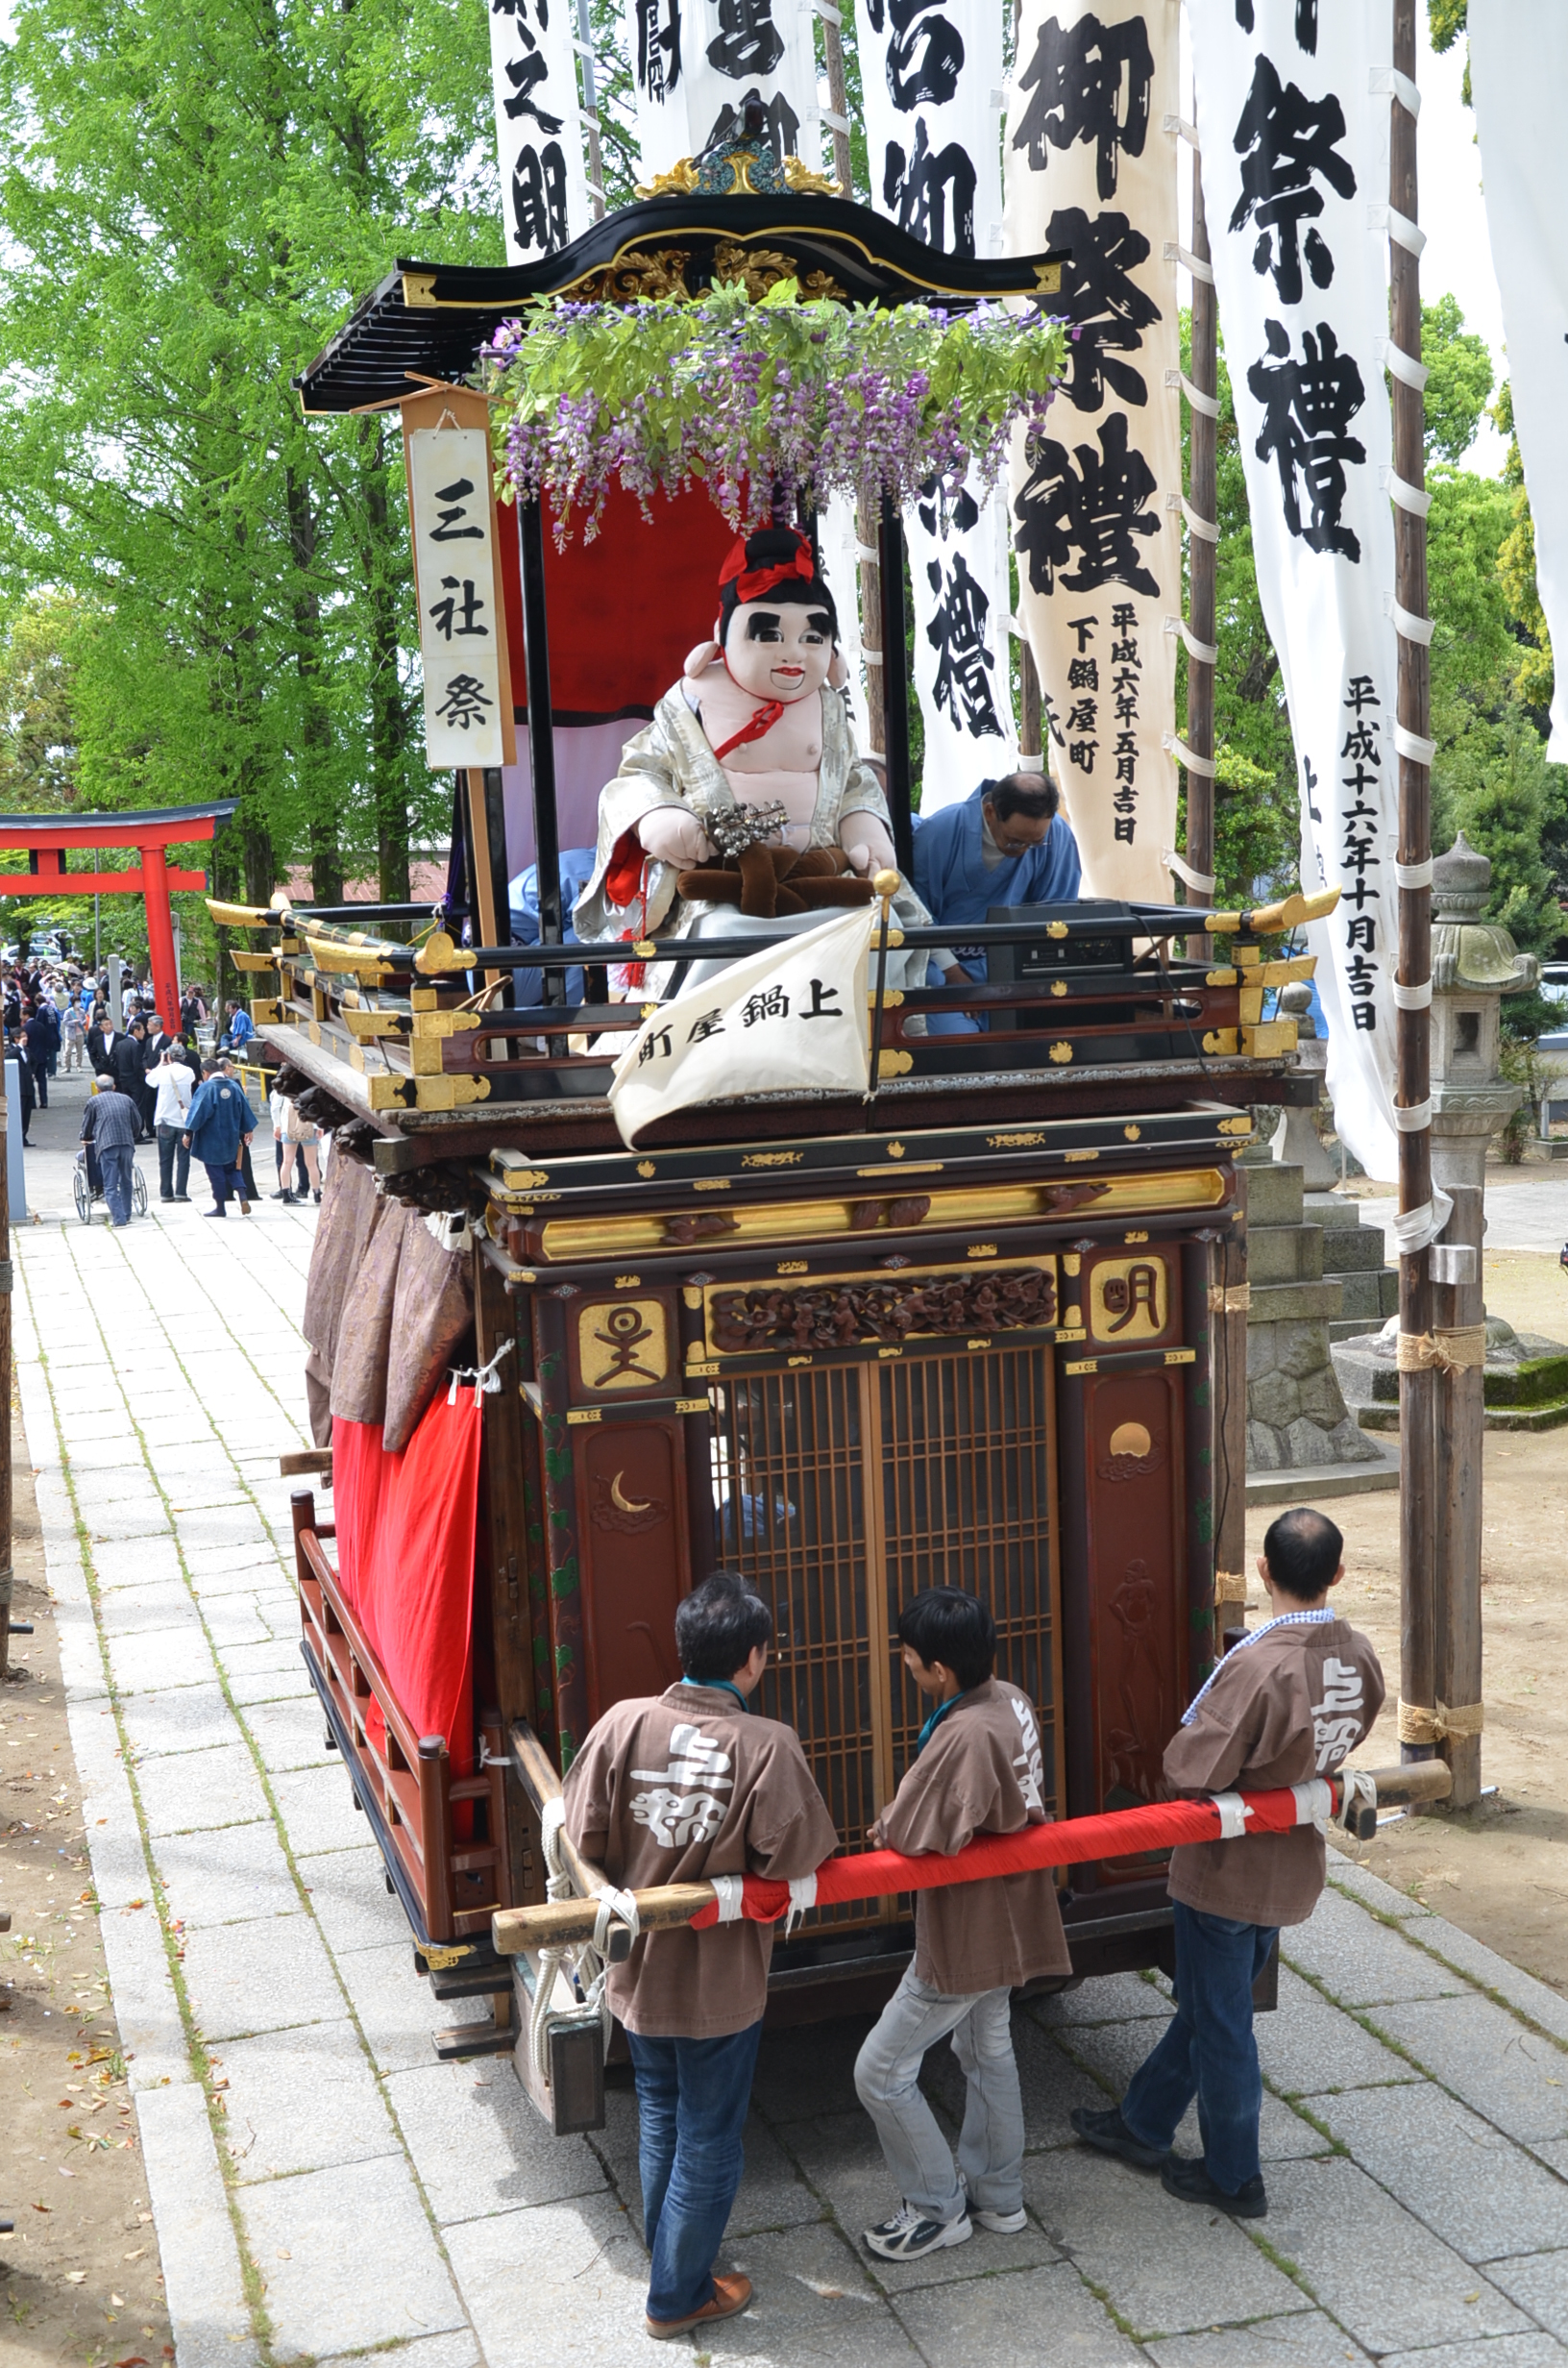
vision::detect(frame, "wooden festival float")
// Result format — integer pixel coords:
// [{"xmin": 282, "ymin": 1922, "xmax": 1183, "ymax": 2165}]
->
[{"xmin": 228, "ymin": 139, "xmax": 1332, "ymax": 2131}]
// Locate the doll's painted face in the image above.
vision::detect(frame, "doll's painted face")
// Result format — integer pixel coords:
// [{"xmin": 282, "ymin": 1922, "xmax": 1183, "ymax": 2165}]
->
[{"xmin": 721, "ymin": 603, "xmax": 836, "ymax": 703}]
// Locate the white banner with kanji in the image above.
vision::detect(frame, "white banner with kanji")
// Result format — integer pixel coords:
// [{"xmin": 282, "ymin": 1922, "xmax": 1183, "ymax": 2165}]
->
[
  {"xmin": 608, "ymin": 904, "xmax": 877, "ymax": 1145},
  {"xmin": 622, "ymin": 0, "xmax": 821, "ymax": 181},
  {"xmin": 1003, "ymin": 0, "xmax": 1182, "ymax": 900},
  {"xmin": 1189, "ymin": 0, "xmax": 1401, "ymax": 1182},
  {"xmin": 1471, "ymin": 0, "xmax": 1568, "ymax": 764},
  {"xmin": 488, "ymin": 0, "xmax": 590, "ymax": 260},
  {"xmin": 855, "ymin": 0, "xmax": 1017, "ymax": 811}
]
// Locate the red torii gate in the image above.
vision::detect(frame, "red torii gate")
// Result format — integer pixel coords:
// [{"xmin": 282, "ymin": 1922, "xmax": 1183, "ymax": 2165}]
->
[{"xmin": 0, "ymin": 801, "xmax": 236, "ymax": 1029}]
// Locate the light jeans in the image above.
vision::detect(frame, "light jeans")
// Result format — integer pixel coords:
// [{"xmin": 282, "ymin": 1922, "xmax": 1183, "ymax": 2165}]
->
[{"xmin": 854, "ymin": 1966, "xmax": 1024, "ymax": 2223}]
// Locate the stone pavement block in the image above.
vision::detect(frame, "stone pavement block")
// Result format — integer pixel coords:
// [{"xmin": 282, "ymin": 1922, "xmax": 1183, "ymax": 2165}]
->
[
  {"xmin": 107, "ymin": 1620, "xmax": 219, "ymax": 1696},
  {"xmin": 73, "ymin": 1470, "xmax": 163, "ymax": 1518},
  {"xmin": 298, "ymin": 1844, "xmax": 411, "ymax": 1957},
  {"xmin": 136, "ymin": 1740, "xmax": 270, "ymax": 1836},
  {"xmin": 1035, "ymin": 1970, "xmax": 1174, "ymax": 2026},
  {"xmin": 782, "ymin": 2109, "xmax": 1060, "ymax": 2293},
  {"xmin": 269, "ymin": 1758, "xmax": 367, "ymax": 1856},
  {"xmin": 222, "ymin": 1639, "xmax": 311, "ymax": 1704},
  {"xmin": 121, "ymin": 1681, "xmax": 240, "ymax": 1760},
  {"xmin": 1146, "ymin": 2310, "xmax": 1372, "ymax": 2366},
  {"xmin": 1022, "ymin": 2146, "xmax": 1302, "ymax": 2339},
  {"xmin": 136, "ymin": 2080, "xmax": 259, "ymax": 2368},
  {"xmin": 240, "ymin": 2153, "xmax": 468, "ymax": 2361},
  {"xmin": 182, "ymin": 1542, "xmax": 288, "ymax": 1591},
  {"xmin": 1311, "ymin": 2082, "xmax": 1568, "ymax": 2262},
  {"xmin": 894, "ymin": 2257, "xmax": 1145, "ymax": 2366},
  {"xmin": 244, "ymin": 1694, "xmax": 337, "ymax": 1774},
  {"xmin": 176, "ymin": 1505, "xmax": 272, "ymax": 1553},
  {"xmin": 593, "ymin": 2082, "xmax": 822, "ymax": 2239},
  {"xmin": 712, "ymin": 2224, "xmax": 927, "ymax": 2365},
  {"xmin": 919, "ymin": 2008, "xmax": 1110, "ymax": 2155},
  {"xmin": 1406, "ymin": 1921, "xmax": 1568, "ymax": 2051},
  {"xmin": 200, "ymin": 1592, "xmax": 275, "ymax": 1651},
  {"xmin": 1284, "ymin": 1887, "xmax": 1467, "ymax": 2007},
  {"xmin": 88, "ymin": 1537, "xmax": 184, "ymax": 1591},
  {"xmin": 217, "ymin": 2017, "xmax": 401, "ymax": 2183},
  {"xmin": 82, "ymin": 1500, "xmax": 173, "ymax": 1542},
  {"xmin": 1260, "ymin": 2156, "xmax": 1529, "ymax": 2353},
  {"xmin": 94, "ymin": 1577, "xmax": 195, "ymax": 1637},
  {"xmin": 333, "ymin": 1937, "xmax": 490, "ymax": 2074},
  {"xmin": 1369, "ymin": 1994, "xmax": 1568, "ymax": 2144},
  {"xmin": 1376, "ymin": 2340, "xmax": 1568, "ymax": 2368},
  {"xmin": 55, "ymin": 1601, "xmax": 110, "ymax": 1695},
  {"xmin": 98, "ymin": 1890, "xmax": 189, "ymax": 2092},
  {"xmin": 156, "ymin": 1820, "xmax": 301, "ymax": 1930},
  {"xmin": 1258, "ymin": 1968, "xmax": 1423, "ymax": 2095},
  {"xmin": 442, "ymin": 2193, "xmax": 662, "ymax": 2368},
  {"xmin": 1489, "ymin": 2251, "xmax": 1568, "ymax": 2343},
  {"xmin": 386, "ymin": 2059, "xmax": 607, "ymax": 2224},
  {"xmin": 1059, "ymin": 2017, "xmax": 1333, "ymax": 2163},
  {"xmin": 1325, "ymin": 1858, "xmax": 1433, "ymax": 1921},
  {"xmin": 752, "ymin": 2014, "xmax": 878, "ymax": 2124},
  {"xmin": 181, "ymin": 1911, "xmax": 343, "ymax": 2042}
]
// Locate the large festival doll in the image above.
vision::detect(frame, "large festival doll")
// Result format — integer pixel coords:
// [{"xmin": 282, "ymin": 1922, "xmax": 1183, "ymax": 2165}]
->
[{"xmin": 574, "ymin": 526, "xmax": 930, "ymax": 988}]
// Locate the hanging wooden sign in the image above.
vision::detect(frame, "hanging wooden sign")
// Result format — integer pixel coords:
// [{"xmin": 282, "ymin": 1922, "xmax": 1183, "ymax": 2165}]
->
[{"xmin": 402, "ymin": 384, "xmax": 518, "ymax": 774}]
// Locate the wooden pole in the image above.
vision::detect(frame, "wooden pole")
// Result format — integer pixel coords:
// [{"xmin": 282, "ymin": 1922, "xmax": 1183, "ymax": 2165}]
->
[
  {"xmin": 1434, "ymin": 1186, "xmax": 1484, "ymax": 1805},
  {"xmin": 1390, "ymin": 0, "xmax": 1437, "ymax": 1764},
  {"xmin": 879, "ymin": 495, "xmax": 916, "ymax": 876},
  {"xmin": 1213, "ymin": 1172, "xmax": 1249, "ymax": 1638},
  {"xmin": 1018, "ymin": 642, "xmax": 1042, "ymax": 771},
  {"xmin": 0, "ymin": 1075, "xmax": 10, "ymax": 1690},
  {"xmin": 1185, "ymin": 122, "xmax": 1217, "ymax": 913}
]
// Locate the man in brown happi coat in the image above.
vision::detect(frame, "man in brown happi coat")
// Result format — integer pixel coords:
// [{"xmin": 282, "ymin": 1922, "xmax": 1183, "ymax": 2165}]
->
[
  {"xmin": 854, "ymin": 1587, "xmax": 1069, "ymax": 2262},
  {"xmin": 1072, "ymin": 1506, "xmax": 1384, "ymax": 2218},
  {"xmin": 562, "ymin": 1570, "xmax": 837, "ymax": 2341}
]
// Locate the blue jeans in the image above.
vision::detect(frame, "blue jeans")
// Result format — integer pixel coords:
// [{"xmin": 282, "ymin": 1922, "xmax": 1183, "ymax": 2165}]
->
[
  {"xmin": 1119, "ymin": 1902, "xmax": 1278, "ymax": 2194},
  {"xmin": 99, "ymin": 1141, "xmax": 134, "ymax": 1226},
  {"xmin": 627, "ymin": 2022, "xmax": 761, "ymax": 2323}
]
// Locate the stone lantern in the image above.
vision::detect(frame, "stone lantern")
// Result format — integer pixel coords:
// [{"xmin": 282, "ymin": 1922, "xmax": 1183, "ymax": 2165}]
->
[{"xmin": 1427, "ymin": 829, "xmax": 1538, "ymax": 1196}]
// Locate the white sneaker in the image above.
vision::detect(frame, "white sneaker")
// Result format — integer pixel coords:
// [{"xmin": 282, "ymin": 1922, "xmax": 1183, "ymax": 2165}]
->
[
  {"xmin": 969, "ymin": 2204, "xmax": 1028, "ymax": 2234},
  {"xmin": 863, "ymin": 2203, "xmax": 972, "ymax": 2262}
]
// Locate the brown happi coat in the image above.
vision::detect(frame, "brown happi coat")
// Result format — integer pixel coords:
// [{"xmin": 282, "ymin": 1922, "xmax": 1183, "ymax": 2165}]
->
[
  {"xmin": 1164, "ymin": 1614, "xmax": 1385, "ymax": 1927},
  {"xmin": 871, "ymin": 1678, "xmax": 1070, "ymax": 1995},
  {"xmin": 562, "ymin": 1681, "xmax": 838, "ymax": 2038}
]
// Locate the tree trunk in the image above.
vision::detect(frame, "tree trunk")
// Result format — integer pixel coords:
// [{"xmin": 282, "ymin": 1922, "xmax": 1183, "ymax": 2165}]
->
[
  {"xmin": 285, "ymin": 465, "xmax": 341, "ymax": 905},
  {"xmin": 359, "ymin": 420, "xmax": 412, "ymax": 905}
]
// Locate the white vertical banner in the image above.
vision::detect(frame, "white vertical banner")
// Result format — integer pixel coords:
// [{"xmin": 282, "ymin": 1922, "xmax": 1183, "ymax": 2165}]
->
[
  {"xmin": 488, "ymin": 0, "xmax": 591, "ymax": 260},
  {"xmin": 623, "ymin": 0, "xmax": 821, "ymax": 182},
  {"xmin": 1471, "ymin": 1, "xmax": 1568, "ymax": 763},
  {"xmin": 856, "ymin": 0, "xmax": 1017, "ymax": 811},
  {"xmin": 407, "ymin": 429, "xmax": 508, "ymax": 770},
  {"xmin": 1189, "ymin": 0, "xmax": 1401, "ymax": 1182},
  {"xmin": 1004, "ymin": 0, "xmax": 1182, "ymax": 899},
  {"xmin": 819, "ymin": 491, "xmax": 873, "ymax": 747}
]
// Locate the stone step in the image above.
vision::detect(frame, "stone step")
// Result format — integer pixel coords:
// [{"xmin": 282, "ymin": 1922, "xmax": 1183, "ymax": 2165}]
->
[
  {"xmin": 1319, "ymin": 1227, "xmax": 1391, "ymax": 1274},
  {"xmin": 1248, "ymin": 1279, "xmax": 1344, "ymax": 1324},
  {"xmin": 1248, "ymin": 1222, "xmax": 1326, "ymax": 1285},
  {"xmin": 1332, "ymin": 1270, "xmax": 1400, "ymax": 1320},
  {"xmin": 1244, "ymin": 1162, "xmax": 1305, "ymax": 1229}
]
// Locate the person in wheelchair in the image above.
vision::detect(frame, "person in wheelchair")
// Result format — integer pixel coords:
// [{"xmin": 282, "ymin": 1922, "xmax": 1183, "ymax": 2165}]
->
[{"xmin": 80, "ymin": 1074, "xmax": 142, "ymax": 1226}]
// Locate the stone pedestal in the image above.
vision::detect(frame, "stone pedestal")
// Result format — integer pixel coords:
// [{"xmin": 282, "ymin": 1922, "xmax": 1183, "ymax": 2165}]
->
[{"xmin": 1244, "ymin": 1163, "xmax": 1395, "ymax": 1501}]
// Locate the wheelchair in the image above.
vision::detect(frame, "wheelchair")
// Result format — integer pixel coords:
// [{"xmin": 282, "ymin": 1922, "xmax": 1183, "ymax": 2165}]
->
[{"xmin": 73, "ymin": 1143, "xmax": 149, "ymax": 1225}]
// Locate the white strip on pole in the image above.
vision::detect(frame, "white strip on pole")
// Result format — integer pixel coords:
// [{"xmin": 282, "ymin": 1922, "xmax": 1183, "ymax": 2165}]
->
[
  {"xmin": 1189, "ymin": 0, "xmax": 1401, "ymax": 1182},
  {"xmin": 488, "ymin": 0, "xmax": 591, "ymax": 259},
  {"xmin": 855, "ymin": 0, "xmax": 1017, "ymax": 811},
  {"xmin": 1470, "ymin": 0, "xmax": 1568, "ymax": 763},
  {"xmin": 1004, "ymin": 0, "xmax": 1182, "ymax": 898}
]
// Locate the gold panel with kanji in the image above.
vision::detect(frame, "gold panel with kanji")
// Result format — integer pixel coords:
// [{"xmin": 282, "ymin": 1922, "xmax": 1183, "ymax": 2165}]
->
[
  {"xmin": 1089, "ymin": 1255, "xmax": 1170, "ymax": 1345},
  {"xmin": 575, "ymin": 1298, "xmax": 672, "ymax": 1394}
]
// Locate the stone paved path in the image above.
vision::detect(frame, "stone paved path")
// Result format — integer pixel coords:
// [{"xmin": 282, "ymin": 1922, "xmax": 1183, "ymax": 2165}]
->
[{"xmin": 17, "ymin": 1197, "xmax": 1568, "ymax": 2367}]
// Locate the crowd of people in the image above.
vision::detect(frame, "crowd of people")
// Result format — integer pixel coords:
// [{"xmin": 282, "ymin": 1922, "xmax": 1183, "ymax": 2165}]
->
[{"xmin": 0, "ymin": 947, "xmax": 322, "ymax": 1228}]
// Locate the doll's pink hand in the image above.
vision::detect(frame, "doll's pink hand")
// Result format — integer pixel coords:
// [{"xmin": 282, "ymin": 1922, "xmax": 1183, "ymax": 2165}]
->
[
  {"xmin": 840, "ymin": 815, "xmax": 895, "ymax": 876},
  {"xmin": 637, "ymin": 808, "xmax": 714, "ymax": 866}
]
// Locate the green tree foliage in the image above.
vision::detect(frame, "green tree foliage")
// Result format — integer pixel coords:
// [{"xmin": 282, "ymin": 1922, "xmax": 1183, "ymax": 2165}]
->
[{"xmin": 0, "ymin": 0, "xmax": 506, "ymax": 939}]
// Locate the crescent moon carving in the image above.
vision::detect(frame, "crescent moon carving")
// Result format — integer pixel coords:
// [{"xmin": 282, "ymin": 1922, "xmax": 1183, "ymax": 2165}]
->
[{"xmin": 609, "ymin": 1469, "xmax": 653, "ymax": 1515}]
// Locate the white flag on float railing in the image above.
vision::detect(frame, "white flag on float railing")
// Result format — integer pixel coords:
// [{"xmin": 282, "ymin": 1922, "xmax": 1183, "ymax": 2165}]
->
[
  {"xmin": 607, "ymin": 904, "xmax": 878, "ymax": 1147},
  {"xmin": 1188, "ymin": 0, "xmax": 1403, "ymax": 1186}
]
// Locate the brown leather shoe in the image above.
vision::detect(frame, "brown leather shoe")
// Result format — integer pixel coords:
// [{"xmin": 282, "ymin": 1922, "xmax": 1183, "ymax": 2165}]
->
[{"xmin": 645, "ymin": 2272, "xmax": 752, "ymax": 2340}]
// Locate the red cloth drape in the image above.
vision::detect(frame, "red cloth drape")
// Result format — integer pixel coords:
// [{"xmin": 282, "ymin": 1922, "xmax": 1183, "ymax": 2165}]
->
[{"xmin": 331, "ymin": 1391, "xmax": 483, "ymax": 1781}]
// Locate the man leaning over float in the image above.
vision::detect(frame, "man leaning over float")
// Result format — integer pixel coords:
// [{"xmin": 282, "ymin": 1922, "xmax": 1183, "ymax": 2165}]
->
[{"xmin": 573, "ymin": 525, "xmax": 931, "ymax": 996}]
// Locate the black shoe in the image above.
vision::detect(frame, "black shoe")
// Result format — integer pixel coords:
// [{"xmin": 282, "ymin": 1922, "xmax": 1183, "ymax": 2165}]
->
[
  {"xmin": 173, "ymin": 1193, "xmax": 190, "ymax": 1202},
  {"xmin": 1161, "ymin": 2155, "xmax": 1267, "ymax": 2219},
  {"xmin": 203, "ymin": 1207, "xmax": 226, "ymax": 1219},
  {"xmin": 1069, "ymin": 2106, "xmax": 1170, "ymax": 2172},
  {"xmin": 160, "ymin": 1194, "xmax": 175, "ymax": 1203}
]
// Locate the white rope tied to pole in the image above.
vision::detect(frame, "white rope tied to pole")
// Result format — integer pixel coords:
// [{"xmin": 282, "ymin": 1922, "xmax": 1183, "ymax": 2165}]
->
[
  {"xmin": 1371, "ymin": 63, "xmax": 1422, "ymax": 115},
  {"xmin": 1385, "ymin": 591, "xmax": 1433, "ymax": 645},
  {"xmin": 1383, "ymin": 465, "xmax": 1432, "ymax": 519},
  {"xmin": 1394, "ymin": 723, "xmax": 1437, "ymax": 766},
  {"xmin": 1164, "ymin": 237, "xmax": 1215, "ymax": 285},
  {"xmin": 1395, "ymin": 857, "xmax": 1433, "ymax": 889},
  {"xmin": 1394, "ymin": 1098, "xmax": 1433, "ymax": 1131},
  {"xmin": 1164, "ymin": 366, "xmax": 1220, "ymax": 420},
  {"xmin": 447, "ymin": 1334, "xmax": 514, "ymax": 1407},
  {"xmin": 1393, "ymin": 978, "xmax": 1433, "ymax": 1009},
  {"xmin": 1164, "ymin": 847, "xmax": 1218, "ymax": 896},
  {"xmin": 1392, "ymin": 1185, "xmax": 1454, "ymax": 1257},
  {"xmin": 1369, "ymin": 201, "xmax": 1427, "ymax": 256},
  {"xmin": 1378, "ymin": 335, "xmax": 1430, "ymax": 393},
  {"xmin": 1165, "ymin": 613, "xmax": 1219, "ymax": 666},
  {"xmin": 1167, "ymin": 491, "xmax": 1219, "ymax": 544},
  {"xmin": 1162, "ymin": 110, "xmax": 1200, "ymax": 147},
  {"xmin": 1163, "ymin": 728, "xmax": 1218, "ymax": 780}
]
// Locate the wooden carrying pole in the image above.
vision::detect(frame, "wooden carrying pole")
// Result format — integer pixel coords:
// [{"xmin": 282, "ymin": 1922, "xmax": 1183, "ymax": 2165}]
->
[{"xmin": 1389, "ymin": 1, "xmax": 1439, "ymax": 1769}]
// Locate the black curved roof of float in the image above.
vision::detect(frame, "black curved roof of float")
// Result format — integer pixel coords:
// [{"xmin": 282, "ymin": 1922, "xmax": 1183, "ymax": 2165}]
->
[{"xmin": 294, "ymin": 193, "xmax": 1067, "ymax": 416}]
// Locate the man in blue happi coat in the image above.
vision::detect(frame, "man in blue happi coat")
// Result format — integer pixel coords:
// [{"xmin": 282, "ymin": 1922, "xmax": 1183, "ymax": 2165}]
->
[
  {"xmin": 508, "ymin": 848, "xmax": 596, "ymax": 1006},
  {"xmin": 183, "ymin": 1059, "xmax": 259, "ymax": 1218},
  {"xmin": 911, "ymin": 774, "xmax": 1082, "ymax": 1034}
]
